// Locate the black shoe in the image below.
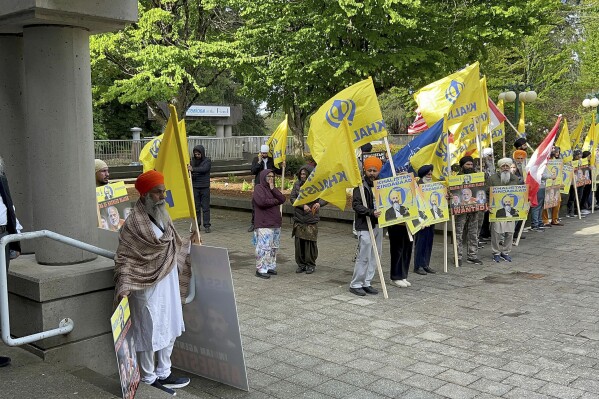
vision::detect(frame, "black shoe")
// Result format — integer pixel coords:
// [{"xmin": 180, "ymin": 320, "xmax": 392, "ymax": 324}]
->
[
  {"xmin": 362, "ymin": 286, "xmax": 378, "ymax": 295},
  {"xmin": 466, "ymin": 258, "xmax": 483, "ymax": 265},
  {"xmin": 255, "ymin": 271, "xmax": 270, "ymax": 279},
  {"xmin": 305, "ymin": 266, "xmax": 315, "ymax": 274},
  {"xmin": 296, "ymin": 266, "xmax": 306, "ymax": 273},
  {"xmin": 423, "ymin": 267, "xmax": 436, "ymax": 274},
  {"xmin": 414, "ymin": 268, "xmax": 427, "ymax": 275},
  {"xmin": 349, "ymin": 287, "xmax": 366, "ymax": 296},
  {"xmin": 158, "ymin": 374, "xmax": 191, "ymax": 389},
  {"xmin": 247, "ymin": 225, "xmax": 255, "ymax": 232},
  {"xmin": 0, "ymin": 356, "xmax": 11, "ymax": 367},
  {"xmin": 204, "ymin": 226, "xmax": 211, "ymax": 233},
  {"xmin": 267, "ymin": 269, "xmax": 277, "ymax": 275},
  {"xmin": 151, "ymin": 380, "xmax": 176, "ymax": 396}
]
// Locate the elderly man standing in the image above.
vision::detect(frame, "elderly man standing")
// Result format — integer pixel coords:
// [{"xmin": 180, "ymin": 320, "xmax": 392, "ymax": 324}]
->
[
  {"xmin": 114, "ymin": 170, "xmax": 195, "ymax": 396},
  {"xmin": 0, "ymin": 155, "xmax": 22, "ymax": 368},
  {"xmin": 487, "ymin": 158, "xmax": 520, "ymax": 263},
  {"xmin": 95, "ymin": 159, "xmax": 110, "ymax": 187}
]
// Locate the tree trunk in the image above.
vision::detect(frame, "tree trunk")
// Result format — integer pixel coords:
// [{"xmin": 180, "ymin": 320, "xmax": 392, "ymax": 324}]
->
[{"xmin": 287, "ymin": 103, "xmax": 305, "ymax": 156}]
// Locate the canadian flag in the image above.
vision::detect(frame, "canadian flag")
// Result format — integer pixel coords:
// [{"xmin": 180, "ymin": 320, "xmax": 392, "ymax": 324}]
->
[
  {"xmin": 525, "ymin": 115, "xmax": 562, "ymax": 207},
  {"xmin": 488, "ymin": 98, "xmax": 507, "ymax": 131}
]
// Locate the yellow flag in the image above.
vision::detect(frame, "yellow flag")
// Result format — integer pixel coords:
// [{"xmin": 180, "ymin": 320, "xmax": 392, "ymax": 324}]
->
[
  {"xmin": 266, "ymin": 115, "xmax": 288, "ymax": 167},
  {"xmin": 307, "ymin": 77, "xmax": 387, "ymax": 163},
  {"xmin": 409, "ymin": 115, "xmax": 450, "ymax": 181},
  {"xmin": 153, "ymin": 106, "xmax": 196, "ymax": 221},
  {"xmin": 139, "ymin": 134, "xmax": 164, "ymax": 172},
  {"xmin": 570, "ymin": 120, "xmax": 584, "ymax": 150},
  {"xmin": 294, "ymin": 119, "xmax": 362, "ymax": 210},
  {"xmin": 491, "ymin": 99, "xmax": 505, "ymax": 144},
  {"xmin": 555, "ymin": 118, "xmax": 572, "ymax": 163},
  {"xmin": 414, "ymin": 62, "xmax": 486, "ymax": 132},
  {"xmin": 517, "ymin": 101, "xmax": 526, "ymax": 135},
  {"xmin": 582, "ymin": 120, "xmax": 595, "ymax": 152}
]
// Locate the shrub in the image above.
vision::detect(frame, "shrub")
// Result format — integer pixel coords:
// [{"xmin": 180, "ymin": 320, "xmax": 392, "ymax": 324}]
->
[
  {"xmin": 285, "ymin": 155, "xmax": 308, "ymax": 177},
  {"xmin": 371, "ymin": 143, "xmax": 404, "ymax": 156}
]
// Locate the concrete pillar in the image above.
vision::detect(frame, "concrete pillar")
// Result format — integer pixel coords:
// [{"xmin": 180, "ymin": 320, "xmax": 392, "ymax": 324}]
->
[
  {"xmin": 23, "ymin": 25, "xmax": 97, "ymax": 265},
  {"xmin": 216, "ymin": 124, "xmax": 225, "ymax": 138},
  {"xmin": 130, "ymin": 126, "xmax": 142, "ymax": 165},
  {"xmin": 224, "ymin": 125, "xmax": 233, "ymax": 137},
  {"xmin": 0, "ymin": 35, "xmax": 33, "ymax": 249}
]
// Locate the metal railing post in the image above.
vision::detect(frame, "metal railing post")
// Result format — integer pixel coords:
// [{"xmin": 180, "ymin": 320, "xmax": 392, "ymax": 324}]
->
[{"xmin": 0, "ymin": 230, "xmax": 115, "ymax": 347}]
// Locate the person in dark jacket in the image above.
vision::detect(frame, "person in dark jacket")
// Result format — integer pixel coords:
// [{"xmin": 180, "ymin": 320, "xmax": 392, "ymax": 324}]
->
[
  {"xmin": 252, "ymin": 169, "xmax": 286, "ymax": 279},
  {"xmin": 289, "ymin": 165, "xmax": 327, "ymax": 274},
  {"xmin": 248, "ymin": 144, "xmax": 283, "ymax": 232},
  {"xmin": 413, "ymin": 165, "xmax": 437, "ymax": 277},
  {"xmin": 0, "ymin": 155, "xmax": 22, "ymax": 368},
  {"xmin": 188, "ymin": 145, "xmax": 212, "ymax": 232},
  {"xmin": 349, "ymin": 157, "xmax": 382, "ymax": 296}
]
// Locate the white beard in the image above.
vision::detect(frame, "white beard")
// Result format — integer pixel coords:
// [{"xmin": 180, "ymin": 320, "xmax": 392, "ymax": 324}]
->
[
  {"xmin": 144, "ymin": 196, "xmax": 170, "ymax": 227},
  {"xmin": 393, "ymin": 203, "xmax": 402, "ymax": 212},
  {"xmin": 422, "ymin": 177, "xmax": 433, "ymax": 183},
  {"xmin": 500, "ymin": 171, "xmax": 511, "ymax": 184}
]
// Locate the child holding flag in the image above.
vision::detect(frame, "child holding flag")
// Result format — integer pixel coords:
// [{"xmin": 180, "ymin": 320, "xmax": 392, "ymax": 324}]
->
[{"xmin": 349, "ymin": 157, "xmax": 383, "ymax": 296}]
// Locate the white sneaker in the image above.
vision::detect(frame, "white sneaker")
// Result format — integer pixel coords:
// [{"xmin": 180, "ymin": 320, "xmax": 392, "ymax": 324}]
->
[
  {"xmin": 402, "ymin": 279, "xmax": 411, "ymax": 287},
  {"xmin": 581, "ymin": 209, "xmax": 591, "ymax": 215},
  {"xmin": 392, "ymin": 280, "xmax": 407, "ymax": 288}
]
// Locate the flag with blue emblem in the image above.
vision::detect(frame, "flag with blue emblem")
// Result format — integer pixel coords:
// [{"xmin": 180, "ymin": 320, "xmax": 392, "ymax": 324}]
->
[
  {"xmin": 307, "ymin": 77, "xmax": 387, "ymax": 163},
  {"xmin": 379, "ymin": 118, "xmax": 445, "ymax": 179},
  {"xmin": 266, "ymin": 115, "xmax": 288, "ymax": 167},
  {"xmin": 570, "ymin": 120, "xmax": 584, "ymax": 150},
  {"xmin": 141, "ymin": 105, "xmax": 196, "ymax": 221},
  {"xmin": 409, "ymin": 117, "xmax": 451, "ymax": 181},
  {"xmin": 293, "ymin": 119, "xmax": 362, "ymax": 211},
  {"xmin": 582, "ymin": 121, "xmax": 598, "ymax": 167},
  {"xmin": 555, "ymin": 118, "xmax": 572, "ymax": 163}
]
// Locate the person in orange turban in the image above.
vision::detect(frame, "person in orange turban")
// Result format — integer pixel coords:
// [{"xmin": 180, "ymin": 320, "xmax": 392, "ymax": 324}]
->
[
  {"xmin": 363, "ymin": 156, "xmax": 383, "ymax": 172},
  {"xmin": 135, "ymin": 170, "xmax": 165, "ymax": 196}
]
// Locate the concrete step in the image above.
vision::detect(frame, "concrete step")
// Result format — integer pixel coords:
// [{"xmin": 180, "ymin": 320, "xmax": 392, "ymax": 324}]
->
[{"xmin": 0, "ymin": 343, "xmax": 215, "ymax": 398}]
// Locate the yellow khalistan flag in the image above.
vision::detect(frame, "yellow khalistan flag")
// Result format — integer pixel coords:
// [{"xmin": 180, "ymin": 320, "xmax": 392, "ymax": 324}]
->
[
  {"xmin": 139, "ymin": 134, "xmax": 164, "ymax": 171},
  {"xmin": 150, "ymin": 105, "xmax": 196, "ymax": 221},
  {"xmin": 555, "ymin": 118, "xmax": 572, "ymax": 163},
  {"xmin": 409, "ymin": 115, "xmax": 450, "ymax": 181},
  {"xmin": 307, "ymin": 77, "xmax": 387, "ymax": 163},
  {"xmin": 570, "ymin": 120, "xmax": 584, "ymax": 150},
  {"xmin": 266, "ymin": 115, "xmax": 288, "ymax": 167},
  {"xmin": 294, "ymin": 119, "xmax": 362, "ymax": 210},
  {"xmin": 583, "ymin": 121, "xmax": 598, "ymax": 167},
  {"xmin": 517, "ymin": 101, "xmax": 526, "ymax": 136}
]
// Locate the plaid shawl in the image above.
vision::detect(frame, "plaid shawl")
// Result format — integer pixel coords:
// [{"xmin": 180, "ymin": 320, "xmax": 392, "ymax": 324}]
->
[{"xmin": 114, "ymin": 199, "xmax": 191, "ymax": 306}]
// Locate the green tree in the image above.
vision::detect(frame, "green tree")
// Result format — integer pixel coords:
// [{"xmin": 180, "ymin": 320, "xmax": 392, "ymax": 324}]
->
[{"xmin": 227, "ymin": 0, "xmax": 560, "ymax": 155}]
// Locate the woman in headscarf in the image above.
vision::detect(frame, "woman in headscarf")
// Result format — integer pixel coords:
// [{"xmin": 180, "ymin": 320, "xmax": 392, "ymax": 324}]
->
[
  {"xmin": 289, "ymin": 165, "xmax": 327, "ymax": 274},
  {"xmin": 252, "ymin": 169, "xmax": 286, "ymax": 279}
]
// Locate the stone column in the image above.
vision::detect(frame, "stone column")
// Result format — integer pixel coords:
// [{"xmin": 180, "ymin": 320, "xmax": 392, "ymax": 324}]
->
[
  {"xmin": 224, "ymin": 125, "xmax": 233, "ymax": 137},
  {"xmin": 0, "ymin": 35, "xmax": 33, "ymax": 245},
  {"xmin": 215, "ymin": 124, "xmax": 225, "ymax": 138},
  {"xmin": 23, "ymin": 25, "xmax": 97, "ymax": 265}
]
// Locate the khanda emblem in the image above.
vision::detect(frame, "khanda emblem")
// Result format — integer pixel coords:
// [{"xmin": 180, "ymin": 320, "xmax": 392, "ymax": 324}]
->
[
  {"xmin": 435, "ymin": 131, "xmax": 448, "ymax": 159},
  {"xmin": 445, "ymin": 80, "xmax": 464, "ymax": 104},
  {"xmin": 326, "ymin": 99, "xmax": 356, "ymax": 128},
  {"xmin": 150, "ymin": 138, "xmax": 162, "ymax": 159}
]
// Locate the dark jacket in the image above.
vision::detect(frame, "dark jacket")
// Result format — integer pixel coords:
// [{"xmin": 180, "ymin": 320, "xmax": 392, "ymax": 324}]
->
[
  {"xmin": 352, "ymin": 178, "xmax": 378, "ymax": 231},
  {"xmin": 289, "ymin": 165, "xmax": 327, "ymax": 224},
  {"xmin": 190, "ymin": 145, "xmax": 211, "ymax": 188},
  {"xmin": 251, "ymin": 156, "xmax": 281, "ymax": 185},
  {"xmin": 0, "ymin": 173, "xmax": 21, "ymax": 253},
  {"xmin": 252, "ymin": 169, "xmax": 286, "ymax": 228}
]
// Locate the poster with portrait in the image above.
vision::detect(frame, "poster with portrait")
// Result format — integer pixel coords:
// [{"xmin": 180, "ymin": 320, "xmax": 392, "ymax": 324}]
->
[
  {"xmin": 574, "ymin": 161, "xmax": 591, "ymax": 187},
  {"xmin": 489, "ymin": 185, "xmax": 529, "ymax": 222},
  {"xmin": 110, "ymin": 297, "xmax": 140, "ymax": 399},
  {"xmin": 361, "ymin": 151, "xmax": 387, "ymax": 164},
  {"xmin": 560, "ymin": 164, "xmax": 574, "ymax": 194},
  {"xmin": 373, "ymin": 174, "xmax": 419, "ymax": 228},
  {"xmin": 97, "ymin": 181, "xmax": 133, "ymax": 231},
  {"xmin": 406, "ymin": 182, "xmax": 449, "ymax": 234},
  {"xmin": 171, "ymin": 245, "xmax": 249, "ymax": 391},
  {"xmin": 545, "ymin": 160, "xmax": 563, "ymax": 188},
  {"xmin": 448, "ymin": 172, "xmax": 488, "ymax": 215}
]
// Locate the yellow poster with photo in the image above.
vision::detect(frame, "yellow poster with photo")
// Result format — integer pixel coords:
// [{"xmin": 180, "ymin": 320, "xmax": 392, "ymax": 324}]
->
[
  {"xmin": 96, "ymin": 182, "xmax": 132, "ymax": 232},
  {"xmin": 96, "ymin": 181, "xmax": 128, "ymax": 203},
  {"xmin": 489, "ymin": 185, "xmax": 529, "ymax": 222},
  {"xmin": 373, "ymin": 174, "xmax": 419, "ymax": 228},
  {"xmin": 561, "ymin": 164, "xmax": 573, "ymax": 194},
  {"xmin": 407, "ymin": 182, "xmax": 449, "ymax": 234},
  {"xmin": 448, "ymin": 172, "xmax": 487, "ymax": 215},
  {"xmin": 545, "ymin": 160, "xmax": 564, "ymax": 188}
]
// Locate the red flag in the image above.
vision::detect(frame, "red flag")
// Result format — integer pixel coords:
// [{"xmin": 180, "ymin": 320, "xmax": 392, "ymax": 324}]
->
[
  {"xmin": 525, "ymin": 116, "xmax": 562, "ymax": 206},
  {"xmin": 488, "ymin": 98, "xmax": 506, "ymax": 131},
  {"xmin": 407, "ymin": 108, "xmax": 429, "ymax": 134}
]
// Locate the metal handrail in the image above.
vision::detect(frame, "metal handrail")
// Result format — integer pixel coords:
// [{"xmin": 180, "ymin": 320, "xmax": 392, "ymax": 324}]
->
[{"xmin": 0, "ymin": 230, "xmax": 115, "ymax": 347}]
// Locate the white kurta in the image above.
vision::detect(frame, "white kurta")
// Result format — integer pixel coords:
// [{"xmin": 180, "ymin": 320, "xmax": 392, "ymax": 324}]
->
[{"xmin": 128, "ymin": 222, "xmax": 185, "ymax": 352}]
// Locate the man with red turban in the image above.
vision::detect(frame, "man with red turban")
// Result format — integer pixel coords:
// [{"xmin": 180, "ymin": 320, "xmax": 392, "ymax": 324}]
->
[{"xmin": 114, "ymin": 170, "xmax": 197, "ymax": 395}]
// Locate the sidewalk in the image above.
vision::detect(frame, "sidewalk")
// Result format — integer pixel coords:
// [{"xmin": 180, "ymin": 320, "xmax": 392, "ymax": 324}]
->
[{"xmin": 4, "ymin": 208, "xmax": 599, "ymax": 398}]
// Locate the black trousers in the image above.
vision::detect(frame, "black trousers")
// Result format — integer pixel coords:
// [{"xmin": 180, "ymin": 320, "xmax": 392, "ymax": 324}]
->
[
  {"xmin": 388, "ymin": 224, "xmax": 412, "ymax": 281},
  {"xmin": 414, "ymin": 225, "xmax": 434, "ymax": 269},
  {"xmin": 193, "ymin": 187, "xmax": 211, "ymax": 227},
  {"xmin": 295, "ymin": 237, "xmax": 318, "ymax": 268}
]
